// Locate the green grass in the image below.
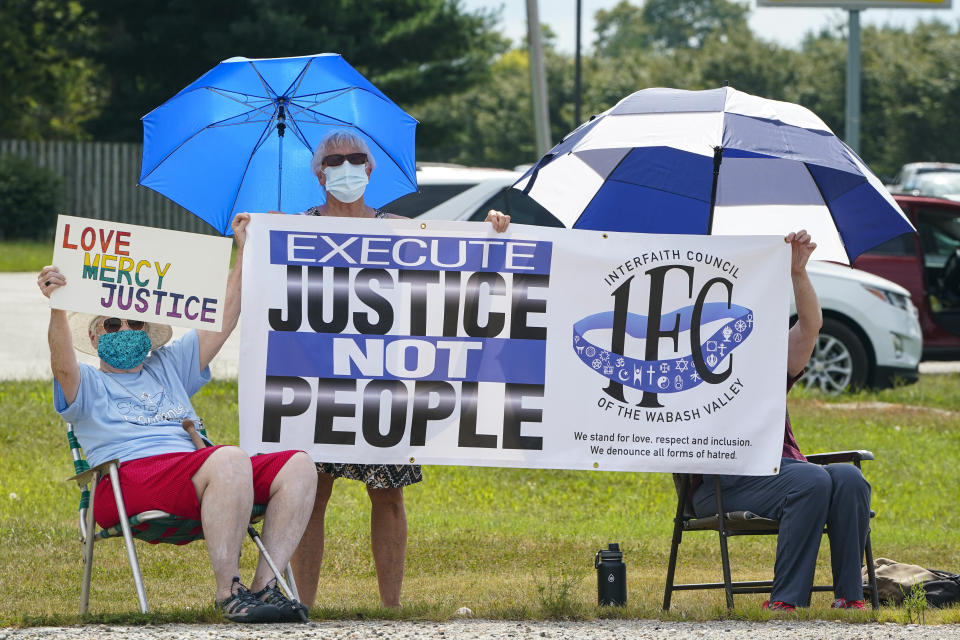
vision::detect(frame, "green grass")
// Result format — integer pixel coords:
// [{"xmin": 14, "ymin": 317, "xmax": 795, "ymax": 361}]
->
[
  {"xmin": 2, "ymin": 375, "xmax": 960, "ymax": 626},
  {"xmin": 0, "ymin": 241, "xmax": 54, "ymax": 272}
]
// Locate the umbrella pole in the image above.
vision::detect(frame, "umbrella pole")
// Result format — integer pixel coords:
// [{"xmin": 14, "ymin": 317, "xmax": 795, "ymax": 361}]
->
[
  {"xmin": 277, "ymin": 101, "xmax": 287, "ymax": 212},
  {"xmin": 707, "ymin": 146, "xmax": 724, "ymax": 234}
]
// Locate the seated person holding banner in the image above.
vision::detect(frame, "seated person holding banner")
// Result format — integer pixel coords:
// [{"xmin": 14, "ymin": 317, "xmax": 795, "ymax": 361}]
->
[
  {"xmin": 288, "ymin": 128, "xmax": 511, "ymax": 609},
  {"xmin": 692, "ymin": 230, "xmax": 872, "ymax": 611},
  {"xmin": 38, "ymin": 213, "xmax": 318, "ymax": 624}
]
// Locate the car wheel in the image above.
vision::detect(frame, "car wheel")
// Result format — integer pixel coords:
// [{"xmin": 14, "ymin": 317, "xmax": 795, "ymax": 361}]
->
[{"xmin": 800, "ymin": 318, "xmax": 869, "ymax": 394}]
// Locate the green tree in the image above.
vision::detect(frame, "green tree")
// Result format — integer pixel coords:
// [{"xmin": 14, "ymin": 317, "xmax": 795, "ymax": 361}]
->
[
  {"xmin": 414, "ymin": 26, "xmax": 578, "ymax": 168},
  {"xmin": 0, "ymin": 0, "xmax": 103, "ymax": 140},
  {"xmin": 642, "ymin": 0, "xmax": 750, "ymax": 51},
  {"xmin": 791, "ymin": 21, "xmax": 960, "ymax": 178},
  {"xmin": 80, "ymin": 0, "xmax": 506, "ymax": 141},
  {"xmin": 593, "ymin": 0, "xmax": 750, "ymax": 55},
  {"xmin": 858, "ymin": 21, "xmax": 960, "ymax": 177},
  {"xmin": 695, "ymin": 31, "xmax": 802, "ymax": 100},
  {"xmin": 593, "ymin": 1, "xmax": 651, "ymax": 58},
  {"xmin": 0, "ymin": 154, "xmax": 64, "ymax": 239}
]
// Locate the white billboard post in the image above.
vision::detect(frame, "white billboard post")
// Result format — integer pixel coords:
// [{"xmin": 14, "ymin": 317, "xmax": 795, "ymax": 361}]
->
[{"xmin": 757, "ymin": 0, "xmax": 953, "ymax": 155}]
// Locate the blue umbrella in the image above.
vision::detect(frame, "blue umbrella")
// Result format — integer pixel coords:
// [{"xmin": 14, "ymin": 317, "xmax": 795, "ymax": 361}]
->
[
  {"xmin": 139, "ymin": 54, "xmax": 418, "ymax": 235},
  {"xmin": 515, "ymin": 86, "xmax": 915, "ymax": 264}
]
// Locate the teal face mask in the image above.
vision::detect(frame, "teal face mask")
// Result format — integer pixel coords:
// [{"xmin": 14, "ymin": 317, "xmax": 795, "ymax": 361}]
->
[{"xmin": 97, "ymin": 330, "xmax": 152, "ymax": 370}]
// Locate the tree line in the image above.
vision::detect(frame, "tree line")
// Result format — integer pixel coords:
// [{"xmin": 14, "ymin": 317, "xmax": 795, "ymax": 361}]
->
[{"xmin": 3, "ymin": 0, "xmax": 959, "ymax": 179}]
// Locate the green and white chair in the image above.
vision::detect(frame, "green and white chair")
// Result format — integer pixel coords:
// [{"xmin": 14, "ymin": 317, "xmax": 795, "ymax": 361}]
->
[{"xmin": 66, "ymin": 420, "xmax": 300, "ymax": 614}]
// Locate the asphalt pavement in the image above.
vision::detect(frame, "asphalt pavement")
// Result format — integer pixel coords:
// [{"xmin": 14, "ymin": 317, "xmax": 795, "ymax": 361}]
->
[
  {"xmin": 3, "ymin": 272, "xmax": 241, "ymax": 380},
  {"xmin": 3, "ymin": 272, "xmax": 957, "ymax": 380}
]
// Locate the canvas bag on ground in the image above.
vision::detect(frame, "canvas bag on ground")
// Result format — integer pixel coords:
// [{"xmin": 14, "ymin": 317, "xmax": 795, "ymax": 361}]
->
[{"xmin": 863, "ymin": 557, "xmax": 960, "ymax": 607}]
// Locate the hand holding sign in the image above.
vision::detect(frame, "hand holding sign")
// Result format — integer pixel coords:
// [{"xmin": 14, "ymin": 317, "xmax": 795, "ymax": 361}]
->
[
  {"xmin": 38, "ymin": 265, "xmax": 66, "ymax": 297},
  {"xmin": 232, "ymin": 213, "xmax": 250, "ymax": 250}
]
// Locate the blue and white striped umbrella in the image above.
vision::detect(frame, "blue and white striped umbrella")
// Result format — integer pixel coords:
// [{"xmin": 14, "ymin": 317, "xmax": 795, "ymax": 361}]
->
[{"xmin": 515, "ymin": 86, "xmax": 914, "ymax": 263}]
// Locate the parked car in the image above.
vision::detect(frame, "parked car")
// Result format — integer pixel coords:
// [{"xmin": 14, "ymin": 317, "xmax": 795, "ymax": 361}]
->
[
  {"xmin": 384, "ymin": 164, "xmax": 562, "ymax": 226},
  {"xmin": 792, "ymin": 261, "xmax": 921, "ymax": 393},
  {"xmin": 891, "ymin": 170, "xmax": 960, "ymax": 202},
  {"xmin": 887, "ymin": 162, "xmax": 960, "ymax": 194},
  {"xmin": 384, "ymin": 164, "xmax": 922, "ymax": 393},
  {"xmin": 853, "ymin": 194, "xmax": 960, "ymax": 360}
]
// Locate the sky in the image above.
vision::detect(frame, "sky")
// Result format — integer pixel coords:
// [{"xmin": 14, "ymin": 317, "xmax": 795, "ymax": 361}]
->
[{"xmin": 461, "ymin": 0, "xmax": 960, "ymax": 52}]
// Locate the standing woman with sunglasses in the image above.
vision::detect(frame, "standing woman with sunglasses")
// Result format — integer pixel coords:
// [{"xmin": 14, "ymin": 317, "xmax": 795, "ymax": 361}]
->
[
  {"xmin": 288, "ymin": 130, "xmax": 509, "ymax": 609},
  {"xmin": 300, "ymin": 130, "xmax": 510, "ymax": 231}
]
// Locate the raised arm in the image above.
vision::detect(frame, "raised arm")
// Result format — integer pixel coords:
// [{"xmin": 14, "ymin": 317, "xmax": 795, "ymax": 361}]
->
[
  {"xmin": 39, "ymin": 266, "xmax": 81, "ymax": 404},
  {"xmin": 197, "ymin": 213, "xmax": 249, "ymax": 370},
  {"xmin": 786, "ymin": 230, "xmax": 822, "ymax": 377}
]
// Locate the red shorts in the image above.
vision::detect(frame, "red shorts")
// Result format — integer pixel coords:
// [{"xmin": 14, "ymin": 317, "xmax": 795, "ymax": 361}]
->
[{"xmin": 93, "ymin": 446, "xmax": 300, "ymax": 530}]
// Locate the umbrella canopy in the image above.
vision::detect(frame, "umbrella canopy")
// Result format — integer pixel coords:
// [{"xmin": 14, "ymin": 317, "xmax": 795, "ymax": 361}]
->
[
  {"xmin": 139, "ymin": 54, "xmax": 418, "ymax": 235},
  {"xmin": 515, "ymin": 86, "xmax": 914, "ymax": 263}
]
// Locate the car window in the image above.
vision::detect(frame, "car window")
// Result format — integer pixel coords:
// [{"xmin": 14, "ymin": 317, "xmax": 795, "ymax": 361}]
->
[
  {"xmin": 382, "ymin": 184, "xmax": 476, "ymax": 218},
  {"xmin": 468, "ymin": 188, "xmax": 564, "ymax": 227},
  {"xmin": 917, "ymin": 209, "xmax": 960, "ymax": 268},
  {"xmin": 862, "ymin": 233, "xmax": 915, "ymax": 256}
]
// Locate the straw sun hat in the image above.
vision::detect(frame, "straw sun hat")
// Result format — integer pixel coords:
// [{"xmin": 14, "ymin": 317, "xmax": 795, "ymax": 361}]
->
[{"xmin": 68, "ymin": 312, "xmax": 173, "ymax": 357}]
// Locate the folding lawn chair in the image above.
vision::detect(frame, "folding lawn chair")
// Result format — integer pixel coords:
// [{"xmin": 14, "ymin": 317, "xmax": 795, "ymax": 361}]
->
[
  {"xmin": 66, "ymin": 420, "xmax": 302, "ymax": 615},
  {"xmin": 662, "ymin": 449, "xmax": 880, "ymax": 610}
]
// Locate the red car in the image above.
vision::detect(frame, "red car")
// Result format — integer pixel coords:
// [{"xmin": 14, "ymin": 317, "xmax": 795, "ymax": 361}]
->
[{"xmin": 853, "ymin": 195, "xmax": 960, "ymax": 359}]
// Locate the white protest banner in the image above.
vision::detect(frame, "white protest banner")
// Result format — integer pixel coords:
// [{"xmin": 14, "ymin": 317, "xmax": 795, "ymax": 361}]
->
[
  {"xmin": 239, "ymin": 213, "xmax": 790, "ymax": 475},
  {"xmin": 51, "ymin": 215, "xmax": 233, "ymax": 331}
]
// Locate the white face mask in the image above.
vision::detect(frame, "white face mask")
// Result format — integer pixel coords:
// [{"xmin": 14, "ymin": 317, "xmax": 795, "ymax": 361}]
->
[{"xmin": 324, "ymin": 161, "xmax": 369, "ymax": 203}]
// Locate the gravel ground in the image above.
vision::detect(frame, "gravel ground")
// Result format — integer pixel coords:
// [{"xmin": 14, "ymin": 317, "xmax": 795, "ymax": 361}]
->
[{"xmin": 4, "ymin": 620, "xmax": 960, "ymax": 640}]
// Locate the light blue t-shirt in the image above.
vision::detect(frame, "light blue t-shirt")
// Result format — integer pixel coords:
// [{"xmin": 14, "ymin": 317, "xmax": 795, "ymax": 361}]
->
[{"xmin": 54, "ymin": 330, "xmax": 212, "ymax": 468}]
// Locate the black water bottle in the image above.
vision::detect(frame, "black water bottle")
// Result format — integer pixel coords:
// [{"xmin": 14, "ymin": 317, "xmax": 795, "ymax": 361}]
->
[{"xmin": 595, "ymin": 543, "xmax": 626, "ymax": 606}]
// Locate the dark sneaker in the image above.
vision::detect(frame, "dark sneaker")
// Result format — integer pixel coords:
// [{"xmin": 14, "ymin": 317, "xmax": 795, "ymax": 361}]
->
[
  {"xmin": 762, "ymin": 600, "xmax": 797, "ymax": 612},
  {"xmin": 831, "ymin": 598, "xmax": 866, "ymax": 610},
  {"xmin": 216, "ymin": 577, "xmax": 283, "ymax": 623},
  {"xmin": 252, "ymin": 579, "xmax": 309, "ymax": 623}
]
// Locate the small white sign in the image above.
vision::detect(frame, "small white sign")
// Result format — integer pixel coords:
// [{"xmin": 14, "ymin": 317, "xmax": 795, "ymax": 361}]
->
[{"xmin": 50, "ymin": 215, "xmax": 233, "ymax": 331}]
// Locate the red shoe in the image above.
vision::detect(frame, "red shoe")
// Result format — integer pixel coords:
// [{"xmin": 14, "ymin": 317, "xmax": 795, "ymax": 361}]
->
[
  {"xmin": 831, "ymin": 598, "xmax": 866, "ymax": 610},
  {"xmin": 762, "ymin": 600, "xmax": 796, "ymax": 612}
]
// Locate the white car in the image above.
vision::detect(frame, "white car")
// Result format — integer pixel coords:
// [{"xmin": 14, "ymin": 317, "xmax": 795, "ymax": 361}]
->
[
  {"xmin": 794, "ymin": 261, "xmax": 921, "ymax": 394},
  {"xmin": 384, "ymin": 164, "xmax": 562, "ymax": 226},
  {"xmin": 384, "ymin": 165, "xmax": 923, "ymax": 393},
  {"xmin": 887, "ymin": 162, "xmax": 960, "ymax": 195},
  {"xmin": 891, "ymin": 170, "xmax": 960, "ymax": 202}
]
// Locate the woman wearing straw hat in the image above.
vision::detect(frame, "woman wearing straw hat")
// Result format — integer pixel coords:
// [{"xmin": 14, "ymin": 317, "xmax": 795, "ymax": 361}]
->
[{"xmin": 37, "ymin": 213, "xmax": 318, "ymax": 624}]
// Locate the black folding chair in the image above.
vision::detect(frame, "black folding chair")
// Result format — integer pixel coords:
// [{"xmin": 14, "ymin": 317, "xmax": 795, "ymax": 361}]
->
[{"xmin": 662, "ymin": 450, "xmax": 879, "ymax": 610}]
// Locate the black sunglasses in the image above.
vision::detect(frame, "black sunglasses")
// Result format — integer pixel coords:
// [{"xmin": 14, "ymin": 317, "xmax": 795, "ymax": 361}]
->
[
  {"xmin": 102, "ymin": 317, "xmax": 146, "ymax": 333},
  {"xmin": 322, "ymin": 152, "xmax": 367, "ymax": 167}
]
